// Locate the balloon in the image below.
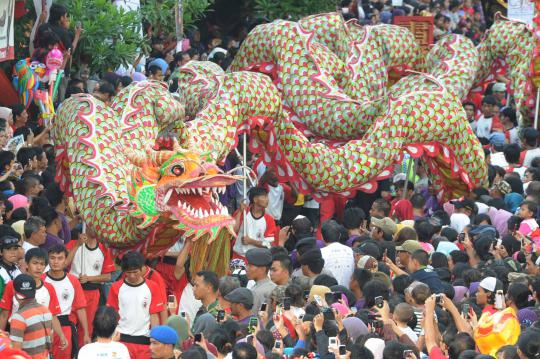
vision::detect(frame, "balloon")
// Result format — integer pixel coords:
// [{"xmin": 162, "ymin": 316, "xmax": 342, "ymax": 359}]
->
[{"xmin": 45, "ymin": 47, "xmax": 63, "ymax": 73}]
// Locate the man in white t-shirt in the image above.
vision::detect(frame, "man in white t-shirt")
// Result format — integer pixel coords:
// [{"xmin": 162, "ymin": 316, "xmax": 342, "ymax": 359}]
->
[
  {"xmin": 320, "ymin": 220, "xmax": 354, "ymax": 286},
  {"xmin": 78, "ymin": 306, "xmax": 130, "ymax": 359},
  {"xmin": 473, "ymin": 95, "xmax": 501, "ymax": 140},
  {"xmin": 520, "ymin": 128, "xmax": 540, "ymax": 167}
]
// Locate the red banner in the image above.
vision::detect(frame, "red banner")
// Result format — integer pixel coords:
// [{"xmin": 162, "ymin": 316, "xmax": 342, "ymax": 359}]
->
[
  {"xmin": 393, "ymin": 16, "xmax": 434, "ymax": 53},
  {"xmin": 0, "ymin": 0, "xmax": 15, "ymax": 62}
]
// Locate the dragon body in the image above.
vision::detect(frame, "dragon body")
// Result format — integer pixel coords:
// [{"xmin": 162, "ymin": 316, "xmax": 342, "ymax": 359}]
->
[{"xmin": 55, "ymin": 13, "xmax": 535, "ymax": 271}]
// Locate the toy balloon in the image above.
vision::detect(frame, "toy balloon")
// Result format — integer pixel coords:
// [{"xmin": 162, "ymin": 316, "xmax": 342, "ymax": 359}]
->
[{"xmin": 45, "ymin": 47, "xmax": 63, "ymax": 73}]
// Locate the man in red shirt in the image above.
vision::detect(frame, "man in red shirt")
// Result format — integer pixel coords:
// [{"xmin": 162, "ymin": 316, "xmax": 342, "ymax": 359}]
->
[
  {"xmin": 44, "ymin": 244, "xmax": 90, "ymax": 359},
  {"xmin": 0, "ymin": 248, "xmax": 68, "ymax": 350},
  {"xmin": 107, "ymin": 251, "xmax": 163, "ymax": 359},
  {"xmin": 66, "ymin": 226, "xmax": 115, "ymax": 347}
]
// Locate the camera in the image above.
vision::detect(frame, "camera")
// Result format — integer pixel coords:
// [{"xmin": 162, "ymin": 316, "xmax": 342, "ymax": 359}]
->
[
  {"xmin": 375, "ymin": 296, "xmax": 384, "ymax": 308},
  {"xmin": 462, "ymin": 303, "xmax": 470, "ymax": 318},
  {"xmin": 217, "ymin": 310, "xmax": 225, "ymax": 322},
  {"xmin": 283, "ymin": 297, "xmax": 291, "ymax": 310}
]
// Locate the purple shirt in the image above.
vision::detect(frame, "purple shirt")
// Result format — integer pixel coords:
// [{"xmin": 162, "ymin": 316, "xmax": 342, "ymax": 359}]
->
[
  {"xmin": 57, "ymin": 212, "xmax": 71, "ymax": 244},
  {"xmin": 41, "ymin": 233, "xmax": 63, "ymax": 251}
]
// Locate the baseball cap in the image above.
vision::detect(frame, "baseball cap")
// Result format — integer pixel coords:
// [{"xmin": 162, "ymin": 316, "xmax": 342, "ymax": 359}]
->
[
  {"xmin": 492, "ymin": 82, "xmax": 506, "ymax": 92},
  {"xmin": 357, "ymin": 255, "xmax": 378, "ymax": 270},
  {"xmin": 371, "ymin": 217, "xmax": 397, "ymax": 235},
  {"xmin": 299, "ymin": 248, "xmax": 323, "ymax": 265},
  {"xmin": 451, "ymin": 198, "xmax": 475, "ymax": 213},
  {"xmin": 489, "ymin": 132, "xmax": 505, "ymax": 150},
  {"xmin": 246, "ymin": 248, "xmax": 272, "ymax": 267},
  {"xmin": 150, "ymin": 325, "xmax": 178, "ymax": 345},
  {"xmin": 495, "ymin": 180, "xmax": 512, "ymax": 195},
  {"xmin": 479, "ymin": 277, "xmax": 503, "ymax": 293},
  {"xmin": 396, "ymin": 240, "xmax": 423, "ymax": 254},
  {"xmin": 353, "ymin": 240, "xmax": 380, "ymax": 259},
  {"xmin": 522, "ymin": 127, "xmax": 539, "ymax": 141},
  {"xmin": 13, "ymin": 274, "xmax": 36, "ymax": 299},
  {"xmin": 0, "ymin": 236, "xmax": 21, "ymax": 251},
  {"xmin": 224, "ymin": 288, "xmax": 254, "ymax": 307}
]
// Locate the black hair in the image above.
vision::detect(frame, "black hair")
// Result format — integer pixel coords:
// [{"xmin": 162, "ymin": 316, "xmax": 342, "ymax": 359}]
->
[
  {"xmin": 448, "ymin": 332, "xmax": 476, "ymax": 359},
  {"xmin": 10, "ymin": 207, "xmax": 28, "ymax": 223},
  {"xmin": 504, "ymin": 144, "xmax": 521, "ymax": 164},
  {"xmin": 181, "ymin": 349, "xmax": 207, "ymax": 359},
  {"xmin": 0, "ymin": 151, "xmax": 14, "ymax": 173},
  {"xmin": 48, "ymin": 244, "xmax": 68, "ymax": 257},
  {"xmin": 25, "ymin": 247, "xmax": 48, "ymax": 265},
  {"xmin": 411, "ymin": 249, "xmax": 429, "ymax": 266},
  {"xmin": 147, "ymin": 65, "xmax": 162, "ymax": 77},
  {"xmin": 10, "ymin": 104, "xmax": 25, "ymax": 119},
  {"xmin": 414, "ymin": 219, "xmax": 434, "ymax": 242},
  {"xmin": 121, "ymin": 251, "xmax": 144, "ymax": 271},
  {"xmin": 343, "ymin": 207, "xmax": 366, "ymax": 230},
  {"xmin": 39, "ymin": 207, "xmax": 59, "ymax": 227},
  {"xmin": 65, "ymin": 86, "xmax": 84, "ymax": 99},
  {"xmin": 392, "ymin": 274, "xmax": 412, "ymax": 295},
  {"xmin": 48, "ymin": 4, "xmax": 68, "ymax": 26},
  {"xmin": 363, "ymin": 280, "xmax": 390, "ymax": 308},
  {"xmin": 372, "ymin": 198, "xmax": 391, "ymax": 217},
  {"xmin": 431, "ymin": 252, "xmax": 449, "ymax": 268},
  {"xmin": 383, "ymin": 341, "xmax": 417, "ymax": 359},
  {"xmin": 255, "ymin": 330, "xmax": 275, "ymax": 353},
  {"xmin": 0, "ymin": 224, "xmax": 20, "ymax": 241},
  {"xmin": 232, "ymin": 342, "xmax": 258, "ymax": 359},
  {"xmin": 462, "ymin": 101, "xmax": 475, "ymax": 110},
  {"xmin": 321, "ymin": 219, "xmax": 342, "ymax": 243},
  {"xmin": 103, "ymin": 72, "xmax": 120, "ymax": 90},
  {"xmin": 272, "ymin": 254, "xmax": 291, "ymax": 274},
  {"xmin": 97, "ymin": 81, "xmax": 115, "ymax": 98},
  {"xmin": 507, "ymin": 283, "xmax": 531, "ymax": 309},
  {"xmin": 517, "ymin": 328, "xmax": 540, "ymax": 359},
  {"xmin": 248, "ymin": 187, "xmax": 268, "ymax": 203},
  {"xmin": 351, "ymin": 268, "xmax": 373, "ymax": 292},
  {"xmin": 44, "ymin": 183, "xmax": 64, "ymax": 208},
  {"xmin": 16, "ymin": 147, "xmax": 36, "ymax": 169},
  {"xmin": 93, "ymin": 306, "xmax": 120, "ymax": 338},
  {"xmin": 29, "ymin": 197, "xmax": 50, "ymax": 217},
  {"xmin": 482, "ymin": 95, "xmax": 498, "ymax": 105},
  {"xmin": 449, "ymin": 250, "xmax": 469, "ymax": 265},
  {"xmin": 410, "ymin": 193, "xmax": 426, "ymax": 209},
  {"xmin": 304, "ymin": 257, "xmax": 324, "ymax": 274},
  {"xmin": 521, "ymin": 200, "xmax": 538, "ymax": 215},
  {"xmin": 208, "ymin": 328, "xmax": 234, "ymax": 355},
  {"xmin": 313, "ymin": 274, "xmax": 338, "ymax": 287},
  {"xmin": 120, "ymin": 76, "xmax": 133, "ymax": 88},
  {"xmin": 195, "ymin": 270, "xmax": 219, "ymax": 292},
  {"xmin": 440, "ymin": 227, "xmax": 458, "ymax": 242},
  {"xmin": 285, "ymin": 283, "xmax": 304, "ymax": 307},
  {"xmin": 501, "ymin": 107, "xmax": 517, "ymax": 126}
]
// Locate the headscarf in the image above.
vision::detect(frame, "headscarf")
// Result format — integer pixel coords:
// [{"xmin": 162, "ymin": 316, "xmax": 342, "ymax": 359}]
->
[
  {"xmin": 0, "ymin": 107, "xmax": 12, "ymax": 121},
  {"xmin": 452, "ymin": 286, "xmax": 469, "ymax": 303},
  {"xmin": 132, "ymin": 72, "xmax": 147, "ymax": 82},
  {"xmin": 148, "ymin": 58, "xmax": 169, "ymax": 74},
  {"xmin": 342, "ymin": 317, "xmax": 368, "ymax": 341},
  {"xmin": 504, "ymin": 193, "xmax": 523, "ymax": 214},
  {"xmin": 436, "ymin": 241, "xmax": 460, "ymax": 257},
  {"xmin": 331, "ymin": 303, "xmax": 349, "ymax": 317},
  {"xmin": 488, "ymin": 207, "xmax": 512, "ymax": 237},
  {"xmin": 365, "ymin": 338, "xmax": 385, "ymax": 359},
  {"xmin": 450, "ymin": 213, "xmax": 470, "ymax": 233},
  {"xmin": 191, "ymin": 313, "xmax": 218, "ymax": 338},
  {"xmin": 8, "ymin": 194, "xmax": 29, "ymax": 211},
  {"xmin": 392, "ymin": 199, "xmax": 414, "ymax": 221},
  {"xmin": 167, "ymin": 315, "xmax": 190, "ymax": 348}
]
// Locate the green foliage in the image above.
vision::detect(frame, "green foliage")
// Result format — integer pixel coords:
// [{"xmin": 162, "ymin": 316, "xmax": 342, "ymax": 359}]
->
[
  {"xmin": 253, "ymin": 0, "xmax": 337, "ymax": 20},
  {"xmin": 141, "ymin": 0, "xmax": 214, "ymax": 36},
  {"xmin": 56, "ymin": 0, "xmax": 149, "ymax": 76}
]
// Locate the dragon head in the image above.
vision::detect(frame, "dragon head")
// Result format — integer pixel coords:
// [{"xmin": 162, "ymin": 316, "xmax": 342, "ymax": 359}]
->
[{"xmin": 126, "ymin": 144, "xmax": 241, "ymax": 242}]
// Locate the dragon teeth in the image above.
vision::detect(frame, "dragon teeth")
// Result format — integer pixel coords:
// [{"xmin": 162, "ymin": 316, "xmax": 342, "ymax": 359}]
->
[{"xmin": 163, "ymin": 189, "xmax": 173, "ymax": 203}]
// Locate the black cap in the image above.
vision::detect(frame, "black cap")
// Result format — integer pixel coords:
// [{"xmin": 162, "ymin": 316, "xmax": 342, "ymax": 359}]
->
[
  {"xmin": 14, "ymin": 274, "xmax": 36, "ymax": 299},
  {"xmin": 0, "ymin": 236, "xmax": 21, "ymax": 251},
  {"xmin": 353, "ymin": 240, "xmax": 380, "ymax": 259},
  {"xmin": 299, "ymin": 248, "xmax": 323, "ymax": 265},
  {"xmin": 246, "ymin": 248, "xmax": 272, "ymax": 267},
  {"xmin": 224, "ymin": 287, "xmax": 253, "ymax": 307},
  {"xmin": 451, "ymin": 198, "xmax": 475, "ymax": 213},
  {"xmin": 522, "ymin": 127, "xmax": 539, "ymax": 141}
]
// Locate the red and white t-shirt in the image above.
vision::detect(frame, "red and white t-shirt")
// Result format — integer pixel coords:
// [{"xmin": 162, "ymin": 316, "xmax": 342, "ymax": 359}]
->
[
  {"xmin": 107, "ymin": 279, "xmax": 163, "ymax": 336},
  {"xmin": 44, "ymin": 273, "xmax": 87, "ymax": 316},
  {"xmin": 0, "ymin": 280, "xmax": 61, "ymax": 319},
  {"xmin": 233, "ymin": 210, "xmax": 277, "ymax": 256},
  {"xmin": 66, "ymin": 242, "xmax": 115, "ymax": 278},
  {"xmin": 120, "ymin": 267, "xmax": 167, "ymax": 307}
]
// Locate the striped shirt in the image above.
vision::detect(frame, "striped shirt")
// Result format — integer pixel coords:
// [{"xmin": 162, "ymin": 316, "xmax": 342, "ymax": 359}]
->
[{"xmin": 9, "ymin": 299, "xmax": 53, "ymax": 359}]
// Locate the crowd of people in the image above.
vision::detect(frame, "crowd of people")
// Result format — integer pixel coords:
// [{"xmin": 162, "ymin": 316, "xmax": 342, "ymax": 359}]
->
[{"xmin": 1, "ymin": 0, "xmax": 540, "ymax": 359}]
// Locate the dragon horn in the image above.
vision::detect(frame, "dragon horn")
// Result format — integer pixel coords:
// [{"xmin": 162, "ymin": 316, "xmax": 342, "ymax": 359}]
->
[
  {"xmin": 124, "ymin": 149, "xmax": 149, "ymax": 167},
  {"xmin": 150, "ymin": 150, "xmax": 176, "ymax": 165},
  {"xmin": 172, "ymin": 137, "xmax": 187, "ymax": 153}
]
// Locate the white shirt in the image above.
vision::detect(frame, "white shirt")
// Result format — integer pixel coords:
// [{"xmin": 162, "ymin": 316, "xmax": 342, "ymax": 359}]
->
[
  {"xmin": 490, "ymin": 152, "xmax": 508, "ymax": 168},
  {"xmin": 178, "ymin": 282, "xmax": 202, "ymax": 321},
  {"xmin": 474, "ymin": 116, "xmax": 493, "ymax": 139},
  {"xmin": 0, "ymin": 264, "xmax": 22, "ymax": 284},
  {"xmin": 22, "ymin": 241, "xmax": 38, "ymax": 253},
  {"xmin": 234, "ymin": 211, "xmax": 274, "ymax": 256},
  {"xmin": 44, "ymin": 273, "xmax": 82, "ymax": 316},
  {"xmin": 320, "ymin": 242, "xmax": 354, "ymax": 286},
  {"xmin": 507, "ymin": 127, "xmax": 519, "ymax": 145},
  {"xmin": 78, "ymin": 341, "xmax": 130, "ymax": 359},
  {"xmin": 400, "ymin": 325, "xmax": 419, "ymax": 344},
  {"xmin": 523, "ymin": 148, "xmax": 540, "ymax": 166},
  {"xmin": 266, "ymin": 185, "xmax": 284, "ymax": 220},
  {"xmin": 70, "ymin": 244, "xmax": 108, "ymax": 277}
]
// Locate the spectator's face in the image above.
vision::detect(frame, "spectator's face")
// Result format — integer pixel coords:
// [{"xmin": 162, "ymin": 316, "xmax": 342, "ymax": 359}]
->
[
  {"xmin": 152, "ymin": 70, "xmax": 164, "ymax": 81},
  {"xmin": 464, "ymin": 105, "xmax": 475, "ymax": 120},
  {"xmin": 193, "ymin": 274, "xmax": 212, "ymax": 300},
  {"xmin": 60, "ymin": 13, "xmax": 70, "ymax": 29},
  {"xmin": 476, "ymin": 287, "xmax": 488, "ymax": 306},
  {"xmin": 397, "ymin": 251, "xmax": 410, "ymax": 268},
  {"xmin": 253, "ymin": 194, "xmax": 269, "ymax": 209},
  {"xmin": 48, "ymin": 251, "xmax": 67, "ymax": 272},
  {"xmin": 150, "ymin": 338, "xmax": 172, "ymax": 358},
  {"xmin": 270, "ymin": 260, "xmax": 289, "ymax": 285},
  {"xmin": 371, "ymin": 226, "xmax": 383, "ymax": 240},
  {"xmin": 27, "ymin": 257, "xmax": 46, "ymax": 278},
  {"xmin": 1, "ymin": 247, "xmax": 19, "ymax": 264},
  {"xmin": 15, "ymin": 110, "xmax": 28, "ymax": 126},
  {"xmin": 369, "ymin": 205, "xmax": 384, "ymax": 219},
  {"xmin": 124, "ymin": 268, "xmax": 143, "ymax": 284},
  {"xmin": 181, "ymin": 54, "xmax": 191, "ymax": 66},
  {"xmin": 31, "ymin": 225, "xmax": 47, "ymax": 245},
  {"xmin": 482, "ymin": 103, "xmax": 495, "ymax": 118},
  {"xmin": 519, "ymin": 205, "xmax": 533, "ymax": 219},
  {"xmin": 38, "ymin": 153, "xmax": 48, "ymax": 170},
  {"xmin": 247, "ymin": 263, "xmax": 264, "ymax": 280}
]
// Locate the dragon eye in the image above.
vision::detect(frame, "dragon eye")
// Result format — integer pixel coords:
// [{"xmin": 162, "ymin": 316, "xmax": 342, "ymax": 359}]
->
[{"xmin": 171, "ymin": 164, "xmax": 185, "ymax": 176}]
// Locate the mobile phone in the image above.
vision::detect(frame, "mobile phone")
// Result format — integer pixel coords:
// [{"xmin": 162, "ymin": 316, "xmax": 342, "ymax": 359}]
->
[
  {"xmin": 248, "ymin": 317, "xmax": 258, "ymax": 333},
  {"xmin": 314, "ymin": 295, "xmax": 323, "ymax": 306},
  {"xmin": 375, "ymin": 296, "xmax": 384, "ymax": 308},
  {"xmin": 403, "ymin": 350, "xmax": 414, "ymax": 358},
  {"xmin": 247, "ymin": 334, "xmax": 254, "ymax": 345},
  {"xmin": 328, "ymin": 337, "xmax": 338, "ymax": 349},
  {"xmin": 167, "ymin": 294, "xmax": 175, "ymax": 309},
  {"xmin": 435, "ymin": 294, "xmax": 443, "ymax": 305},
  {"xmin": 180, "ymin": 311, "xmax": 186, "ymax": 318},
  {"xmin": 495, "ymin": 290, "xmax": 504, "ymax": 310},
  {"xmin": 339, "ymin": 345, "xmax": 346, "ymax": 355},
  {"xmin": 283, "ymin": 296, "xmax": 291, "ymax": 310},
  {"xmin": 322, "ymin": 307, "xmax": 335, "ymax": 321},
  {"xmin": 383, "ymin": 249, "xmax": 388, "ymax": 261},
  {"xmin": 303, "ymin": 290, "xmax": 310, "ymax": 301},
  {"xmin": 76, "ymin": 21, "xmax": 82, "ymax": 28},
  {"xmin": 274, "ymin": 340, "xmax": 281, "ymax": 349},
  {"xmin": 458, "ymin": 232, "xmax": 465, "ymax": 242},
  {"xmin": 462, "ymin": 303, "xmax": 470, "ymax": 318},
  {"xmin": 260, "ymin": 303, "xmax": 267, "ymax": 312},
  {"xmin": 325, "ymin": 292, "xmax": 335, "ymax": 306},
  {"xmin": 496, "ymin": 238, "xmax": 502, "ymax": 248},
  {"xmin": 350, "ymin": 307, "xmax": 358, "ymax": 314},
  {"xmin": 217, "ymin": 310, "xmax": 225, "ymax": 322},
  {"xmin": 194, "ymin": 333, "xmax": 202, "ymax": 342},
  {"xmin": 333, "ymin": 291, "xmax": 342, "ymax": 303}
]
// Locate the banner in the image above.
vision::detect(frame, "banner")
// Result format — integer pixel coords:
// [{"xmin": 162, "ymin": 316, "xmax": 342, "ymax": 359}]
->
[
  {"xmin": 508, "ymin": 0, "xmax": 535, "ymax": 26},
  {"xmin": 0, "ymin": 0, "xmax": 15, "ymax": 62},
  {"xmin": 393, "ymin": 16, "xmax": 434, "ymax": 53}
]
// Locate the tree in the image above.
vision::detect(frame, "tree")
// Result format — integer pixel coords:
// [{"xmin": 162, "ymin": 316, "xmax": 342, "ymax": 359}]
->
[
  {"xmin": 57, "ymin": 0, "xmax": 149, "ymax": 76},
  {"xmin": 252, "ymin": 0, "xmax": 337, "ymax": 20}
]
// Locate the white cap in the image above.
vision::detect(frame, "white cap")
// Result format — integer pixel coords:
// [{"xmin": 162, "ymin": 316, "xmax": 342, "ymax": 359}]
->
[
  {"xmin": 479, "ymin": 277, "xmax": 500, "ymax": 292},
  {"xmin": 492, "ymin": 82, "xmax": 507, "ymax": 92}
]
